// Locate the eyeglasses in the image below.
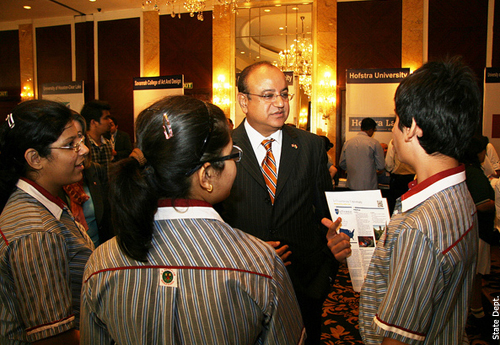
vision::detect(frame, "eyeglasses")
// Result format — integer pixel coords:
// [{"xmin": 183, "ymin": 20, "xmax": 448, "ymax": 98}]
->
[
  {"xmin": 51, "ymin": 135, "xmax": 86, "ymax": 153},
  {"xmin": 208, "ymin": 145, "xmax": 242, "ymax": 164},
  {"xmin": 185, "ymin": 145, "xmax": 243, "ymax": 176},
  {"xmin": 244, "ymin": 92, "xmax": 294, "ymax": 103}
]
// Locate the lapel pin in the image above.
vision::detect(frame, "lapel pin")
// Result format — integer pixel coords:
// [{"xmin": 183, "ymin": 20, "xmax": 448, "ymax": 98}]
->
[{"xmin": 291, "ymin": 144, "xmax": 298, "ymax": 149}]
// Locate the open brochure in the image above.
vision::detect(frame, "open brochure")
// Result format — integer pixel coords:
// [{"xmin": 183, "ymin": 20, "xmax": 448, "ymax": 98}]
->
[{"xmin": 325, "ymin": 190, "xmax": 391, "ymax": 292}]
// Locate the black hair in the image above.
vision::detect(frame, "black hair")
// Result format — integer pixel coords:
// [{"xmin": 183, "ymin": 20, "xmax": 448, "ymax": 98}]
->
[
  {"xmin": 237, "ymin": 61, "xmax": 276, "ymax": 94},
  {"xmin": 109, "ymin": 116, "xmax": 118, "ymax": 126},
  {"xmin": 80, "ymin": 100, "xmax": 111, "ymax": 128},
  {"xmin": 462, "ymin": 135, "xmax": 488, "ymax": 168},
  {"xmin": 109, "ymin": 95, "xmax": 230, "ymax": 262},
  {"xmin": 361, "ymin": 118, "xmax": 377, "ymax": 131},
  {"xmin": 320, "ymin": 135, "xmax": 334, "ymax": 152},
  {"xmin": 394, "ymin": 56, "xmax": 480, "ymax": 161},
  {"xmin": 0, "ymin": 100, "xmax": 72, "ymax": 211}
]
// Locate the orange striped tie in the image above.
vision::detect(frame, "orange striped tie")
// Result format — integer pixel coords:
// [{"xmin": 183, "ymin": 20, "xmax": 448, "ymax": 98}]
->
[{"xmin": 261, "ymin": 139, "xmax": 277, "ymax": 204}]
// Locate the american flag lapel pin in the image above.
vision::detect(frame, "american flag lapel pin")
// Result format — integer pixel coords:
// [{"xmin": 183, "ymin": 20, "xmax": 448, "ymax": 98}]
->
[{"xmin": 291, "ymin": 144, "xmax": 298, "ymax": 149}]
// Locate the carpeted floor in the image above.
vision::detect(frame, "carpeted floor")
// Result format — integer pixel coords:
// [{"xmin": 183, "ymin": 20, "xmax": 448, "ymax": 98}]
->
[{"xmin": 321, "ymin": 245, "xmax": 500, "ymax": 344}]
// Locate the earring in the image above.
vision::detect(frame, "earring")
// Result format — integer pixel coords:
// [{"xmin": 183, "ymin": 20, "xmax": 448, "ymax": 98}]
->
[{"xmin": 207, "ymin": 184, "xmax": 213, "ymax": 193}]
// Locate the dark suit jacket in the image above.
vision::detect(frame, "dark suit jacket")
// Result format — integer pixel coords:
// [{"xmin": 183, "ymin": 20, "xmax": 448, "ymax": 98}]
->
[
  {"xmin": 84, "ymin": 162, "xmax": 113, "ymax": 245},
  {"xmin": 219, "ymin": 121, "xmax": 337, "ymax": 300},
  {"xmin": 105, "ymin": 130, "xmax": 133, "ymax": 161}
]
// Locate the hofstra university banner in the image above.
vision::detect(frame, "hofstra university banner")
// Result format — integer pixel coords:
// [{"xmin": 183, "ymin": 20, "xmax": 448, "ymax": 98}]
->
[
  {"xmin": 133, "ymin": 75, "xmax": 184, "ymax": 121},
  {"xmin": 345, "ymin": 68, "xmax": 410, "ymax": 147},
  {"xmin": 483, "ymin": 68, "xmax": 500, "ymax": 156}
]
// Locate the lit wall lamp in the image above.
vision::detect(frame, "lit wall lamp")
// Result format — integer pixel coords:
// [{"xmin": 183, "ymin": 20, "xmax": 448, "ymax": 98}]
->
[
  {"xmin": 213, "ymin": 74, "xmax": 231, "ymax": 115},
  {"xmin": 318, "ymin": 71, "xmax": 336, "ymax": 122},
  {"xmin": 298, "ymin": 107, "xmax": 308, "ymax": 129},
  {"xmin": 20, "ymin": 78, "xmax": 34, "ymax": 102}
]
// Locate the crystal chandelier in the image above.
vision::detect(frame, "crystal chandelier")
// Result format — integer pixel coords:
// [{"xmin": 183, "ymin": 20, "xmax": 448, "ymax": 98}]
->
[
  {"xmin": 277, "ymin": 16, "xmax": 313, "ymax": 97},
  {"xmin": 142, "ymin": 0, "xmax": 239, "ymax": 21}
]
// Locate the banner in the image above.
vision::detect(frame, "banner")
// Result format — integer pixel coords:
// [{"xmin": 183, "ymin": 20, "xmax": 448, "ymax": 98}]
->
[
  {"xmin": 345, "ymin": 68, "xmax": 410, "ymax": 146},
  {"xmin": 133, "ymin": 75, "xmax": 184, "ymax": 120},
  {"xmin": 483, "ymin": 68, "xmax": 500, "ymax": 155},
  {"xmin": 40, "ymin": 81, "xmax": 84, "ymax": 112}
]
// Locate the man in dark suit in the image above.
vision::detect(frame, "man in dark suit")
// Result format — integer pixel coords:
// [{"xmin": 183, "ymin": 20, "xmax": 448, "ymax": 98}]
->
[
  {"xmin": 105, "ymin": 116, "xmax": 133, "ymax": 162},
  {"xmin": 220, "ymin": 61, "xmax": 351, "ymax": 344}
]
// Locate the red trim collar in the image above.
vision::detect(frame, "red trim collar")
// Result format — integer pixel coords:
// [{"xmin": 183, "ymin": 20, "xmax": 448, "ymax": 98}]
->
[
  {"xmin": 401, "ymin": 164, "xmax": 464, "ymax": 201},
  {"xmin": 158, "ymin": 199, "xmax": 212, "ymax": 208},
  {"xmin": 19, "ymin": 177, "xmax": 67, "ymax": 210}
]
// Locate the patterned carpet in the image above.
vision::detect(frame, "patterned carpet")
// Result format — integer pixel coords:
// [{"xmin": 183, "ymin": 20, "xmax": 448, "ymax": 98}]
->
[{"xmin": 321, "ymin": 245, "xmax": 500, "ymax": 344}]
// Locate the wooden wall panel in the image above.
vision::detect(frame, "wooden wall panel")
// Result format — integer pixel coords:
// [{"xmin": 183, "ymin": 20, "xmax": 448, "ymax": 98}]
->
[
  {"xmin": 337, "ymin": 0, "xmax": 402, "ymax": 88},
  {"xmin": 0, "ymin": 30, "xmax": 20, "ymax": 118},
  {"xmin": 76, "ymin": 21, "xmax": 95, "ymax": 105},
  {"xmin": 160, "ymin": 14, "xmax": 213, "ymax": 101},
  {"xmin": 428, "ymin": 0, "xmax": 488, "ymax": 82},
  {"xmin": 98, "ymin": 18, "xmax": 140, "ymax": 138},
  {"xmin": 36, "ymin": 25, "xmax": 72, "ymax": 91}
]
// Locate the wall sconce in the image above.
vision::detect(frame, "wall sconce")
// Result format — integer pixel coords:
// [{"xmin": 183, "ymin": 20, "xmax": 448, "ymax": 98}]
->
[
  {"xmin": 20, "ymin": 78, "xmax": 34, "ymax": 102},
  {"xmin": 318, "ymin": 71, "xmax": 336, "ymax": 121},
  {"xmin": 213, "ymin": 74, "xmax": 231, "ymax": 115},
  {"xmin": 298, "ymin": 107, "xmax": 308, "ymax": 129}
]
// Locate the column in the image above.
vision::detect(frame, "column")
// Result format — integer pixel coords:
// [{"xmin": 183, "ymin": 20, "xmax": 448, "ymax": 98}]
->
[
  {"xmin": 402, "ymin": 0, "xmax": 424, "ymax": 71},
  {"xmin": 313, "ymin": 0, "xmax": 337, "ymax": 161},
  {"xmin": 212, "ymin": 6, "xmax": 234, "ymax": 117},
  {"xmin": 19, "ymin": 24, "xmax": 35, "ymax": 101},
  {"xmin": 143, "ymin": 10, "xmax": 160, "ymax": 77}
]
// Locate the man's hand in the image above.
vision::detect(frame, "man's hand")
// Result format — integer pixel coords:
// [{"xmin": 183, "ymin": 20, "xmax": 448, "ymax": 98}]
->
[
  {"xmin": 266, "ymin": 241, "xmax": 292, "ymax": 266},
  {"xmin": 322, "ymin": 217, "xmax": 351, "ymax": 263}
]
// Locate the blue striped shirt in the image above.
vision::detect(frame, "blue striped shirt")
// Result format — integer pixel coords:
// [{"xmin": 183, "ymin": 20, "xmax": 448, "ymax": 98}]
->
[
  {"xmin": 359, "ymin": 165, "xmax": 478, "ymax": 344},
  {"xmin": 81, "ymin": 199, "xmax": 305, "ymax": 344},
  {"xmin": 0, "ymin": 178, "xmax": 94, "ymax": 344}
]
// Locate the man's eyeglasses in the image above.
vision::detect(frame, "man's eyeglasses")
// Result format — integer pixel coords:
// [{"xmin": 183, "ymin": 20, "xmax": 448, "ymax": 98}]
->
[
  {"xmin": 185, "ymin": 145, "xmax": 242, "ymax": 176},
  {"xmin": 244, "ymin": 92, "xmax": 294, "ymax": 103},
  {"xmin": 51, "ymin": 136, "xmax": 85, "ymax": 153}
]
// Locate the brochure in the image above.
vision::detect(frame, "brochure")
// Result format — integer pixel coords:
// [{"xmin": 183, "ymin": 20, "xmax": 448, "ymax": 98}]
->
[{"xmin": 325, "ymin": 190, "xmax": 391, "ymax": 292}]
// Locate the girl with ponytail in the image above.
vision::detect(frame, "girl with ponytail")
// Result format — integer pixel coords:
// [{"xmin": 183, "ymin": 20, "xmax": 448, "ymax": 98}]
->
[{"xmin": 81, "ymin": 95, "xmax": 305, "ymax": 344}]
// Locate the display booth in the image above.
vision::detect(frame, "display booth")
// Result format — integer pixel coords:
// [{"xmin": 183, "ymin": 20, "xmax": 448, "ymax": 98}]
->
[
  {"xmin": 40, "ymin": 81, "xmax": 85, "ymax": 112},
  {"xmin": 345, "ymin": 68, "xmax": 410, "ymax": 147},
  {"xmin": 483, "ymin": 67, "xmax": 500, "ymax": 155},
  {"xmin": 133, "ymin": 75, "xmax": 184, "ymax": 121}
]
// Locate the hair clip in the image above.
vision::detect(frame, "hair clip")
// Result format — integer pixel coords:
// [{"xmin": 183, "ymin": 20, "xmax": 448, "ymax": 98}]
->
[
  {"xmin": 162, "ymin": 112, "xmax": 174, "ymax": 139},
  {"xmin": 6, "ymin": 113, "xmax": 14, "ymax": 129}
]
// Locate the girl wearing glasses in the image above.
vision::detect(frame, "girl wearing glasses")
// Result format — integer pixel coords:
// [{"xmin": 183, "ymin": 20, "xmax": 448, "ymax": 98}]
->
[
  {"xmin": 63, "ymin": 112, "xmax": 113, "ymax": 248},
  {"xmin": 0, "ymin": 100, "xmax": 94, "ymax": 344},
  {"xmin": 81, "ymin": 95, "xmax": 305, "ymax": 344}
]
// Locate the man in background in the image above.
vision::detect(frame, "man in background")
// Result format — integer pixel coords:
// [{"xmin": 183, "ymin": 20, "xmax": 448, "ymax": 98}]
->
[
  {"xmin": 339, "ymin": 117, "xmax": 385, "ymax": 190},
  {"xmin": 104, "ymin": 116, "xmax": 133, "ymax": 162},
  {"xmin": 81, "ymin": 100, "xmax": 113, "ymax": 170}
]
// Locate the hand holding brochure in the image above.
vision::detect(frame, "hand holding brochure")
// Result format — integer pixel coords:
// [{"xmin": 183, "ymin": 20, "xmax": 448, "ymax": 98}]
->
[{"xmin": 325, "ymin": 190, "xmax": 390, "ymax": 292}]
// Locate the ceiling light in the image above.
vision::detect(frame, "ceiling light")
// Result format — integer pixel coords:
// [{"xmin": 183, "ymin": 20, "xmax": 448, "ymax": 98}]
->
[
  {"xmin": 275, "ymin": 4, "xmax": 281, "ymax": 6},
  {"xmin": 292, "ymin": 7, "xmax": 298, "ymax": 11},
  {"xmin": 23, "ymin": 5, "xmax": 31, "ymax": 9},
  {"xmin": 89, "ymin": 0, "xmax": 96, "ymax": 2},
  {"xmin": 264, "ymin": 9, "xmax": 270, "ymax": 12},
  {"xmin": 279, "ymin": 27, "xmax": 284, "ymax": 30}
]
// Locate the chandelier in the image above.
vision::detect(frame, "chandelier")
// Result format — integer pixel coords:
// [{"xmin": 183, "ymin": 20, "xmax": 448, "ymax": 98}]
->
[
  {"xmin": 277, "ymin": 16, "xmax": 313, "ymax": 97},
  {"xmin": 142, "ymin": 0, "xmax": 239, "ymax": 21}
]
